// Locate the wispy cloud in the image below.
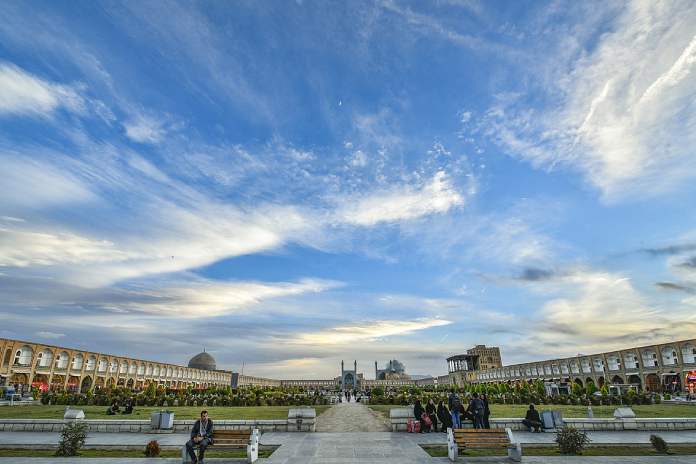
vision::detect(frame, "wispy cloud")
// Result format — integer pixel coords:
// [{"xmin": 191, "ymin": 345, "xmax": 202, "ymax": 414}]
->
[
  {"xmin": 0, "ymin": 63, "xmax": 83, "ymax": 117},
  {"xmin": 479, "ymin": 1, "xmax": 696, "ymax": 200},
  {"xmin": 292, "ymin": 318, "xmax": 452, "ymax": 345},
  {"xmin": 123, "ymin": 114, "xmax": 169, "ymax": 144},
  {"xmin": 337, "ymin": 171, "xmax": 466, "ymax": 226}
]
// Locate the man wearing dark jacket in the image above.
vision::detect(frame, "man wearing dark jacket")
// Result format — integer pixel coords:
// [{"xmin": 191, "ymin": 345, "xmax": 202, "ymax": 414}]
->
[
  {"xmin": 468, "ymin": 392, "xmax": 485, "ymax": 429},
  {"xmin": 522, "ymin": 404, "xmax": 542, "ymax": 432},
  {"xmin": 185, "ymin": 410, "xmax": 214, "ymax": 463}
]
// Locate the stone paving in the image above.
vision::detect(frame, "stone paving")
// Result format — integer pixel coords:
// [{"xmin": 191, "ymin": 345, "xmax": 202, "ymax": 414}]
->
[
  {"xmin": 315, "ymin": 403, "xmax": 390, "ymax": 433},
  {"xmin": 0, "ymin": 422, "xmax": 695, "ymax": 463}
]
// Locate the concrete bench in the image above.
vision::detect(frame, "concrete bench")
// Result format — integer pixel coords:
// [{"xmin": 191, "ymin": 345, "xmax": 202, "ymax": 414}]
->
[
  {"xmin": 182, "ymin": 428, "xmax": 259, "ymax": 463},
  {"xmin": 447, "ymin": 428, "xmax": 521, "ymax": 462}
]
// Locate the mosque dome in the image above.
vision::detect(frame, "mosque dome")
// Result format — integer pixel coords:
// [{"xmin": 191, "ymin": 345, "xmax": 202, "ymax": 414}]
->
[{"xmin": 188, "ymin": 351, "xmax": 217, "ymax": 371}]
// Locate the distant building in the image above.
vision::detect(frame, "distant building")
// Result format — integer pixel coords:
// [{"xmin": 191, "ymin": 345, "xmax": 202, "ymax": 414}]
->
[
  {"xmin": 468, "ymin": 338, "xmax": 696, "ymax": 395},
  {"xmin": 467, "ymin": 345, "xmax": 502, "ymax": 370},
  {"xmin": 375, "ymin": 359, "xmax": 411, "ymax": 380}
]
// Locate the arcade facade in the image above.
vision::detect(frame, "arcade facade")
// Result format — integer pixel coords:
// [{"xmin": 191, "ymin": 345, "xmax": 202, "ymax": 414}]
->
[
  {"xmin": 0, "ymin": 338, "xmax": 231, "ymax": 393},
  {"xmin": 461, "ymin": 338, "xmax": 696, "ymax": 394}
]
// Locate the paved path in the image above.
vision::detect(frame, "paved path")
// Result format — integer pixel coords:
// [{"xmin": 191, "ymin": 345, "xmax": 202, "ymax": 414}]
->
[
  {"xmin": 1, "ymin": 429, "xmax": 696, "ymax": 463},
  {"xmin": 315, "ymin": 403, "xmax": 390, "ymax": 432},
  {"xmin": 1, "ymin": 429, "xmax": 695, "ymax": 448}
]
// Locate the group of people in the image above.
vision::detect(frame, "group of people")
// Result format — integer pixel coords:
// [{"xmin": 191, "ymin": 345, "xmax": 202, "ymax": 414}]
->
[
  {"xmin": 106, "ymin": 397, "xmax": 134, "ymax": 415},
  {"xmin": 412, "ymin": 390, "xmax": 491, "ymax": 433},
  {"xmin": 413, "ymin": 390, "xmax": 546, "ymax": 434}
]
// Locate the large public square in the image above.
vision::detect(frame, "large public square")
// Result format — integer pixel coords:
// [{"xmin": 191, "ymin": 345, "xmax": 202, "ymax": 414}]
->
[{"xmin": 3, "ymin": 0, "xmax": 696, "ymax": 462}]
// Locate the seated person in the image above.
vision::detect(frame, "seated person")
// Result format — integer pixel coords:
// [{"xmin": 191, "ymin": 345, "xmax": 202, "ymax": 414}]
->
[
  {"xmin": 185, "ymin": 410, "xmax": 214, "ymax": 463},
  {"xmin": 123, "ymin": 397, "xmax": 134, "ymax": 414},
  {"xmin": 522, "ymin": 404, "xmax": 542, "ymax": 432},
  {"xmin": 106, "ymin": 400, "xmax": 119, "ymax": 415}
]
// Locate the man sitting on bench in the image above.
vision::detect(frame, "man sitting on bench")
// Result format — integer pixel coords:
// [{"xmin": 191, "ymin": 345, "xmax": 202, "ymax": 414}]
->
[
  {"xmin": 522, "ymin": 404, "xmax": 542, "ymax": 432},
  {"xmin": 185, "ymin": 410, "xmax": 214, "ymax": 463}
]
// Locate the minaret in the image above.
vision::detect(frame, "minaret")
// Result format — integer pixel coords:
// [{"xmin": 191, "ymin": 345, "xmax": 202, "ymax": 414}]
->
[
  {"xmin": 375, "ymin": 361, "xmax": 378, "ymax": 378},
  {"xmin": 354, "ymin": 360, "xmax": 357, "ymax": 372},
  {"xmin": 341, "ymin": 360, "xmax": 344, "ymax": 377}
]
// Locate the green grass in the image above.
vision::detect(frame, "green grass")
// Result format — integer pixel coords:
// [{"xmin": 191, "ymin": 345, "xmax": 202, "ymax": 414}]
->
[
  {"xmin": 0, "ymin": 405, "xmax": 330, "ymax": 420},
  {"xmin": 421, "ymin": 445, "xmax": 696, "ymax": 457},
  {"xmin": 368, "ymin": 403, "xmax": 696, "ymax": 418},
  {"xmin": 0, "ymin": 448, "xmax": 276, "ymax": 458}
]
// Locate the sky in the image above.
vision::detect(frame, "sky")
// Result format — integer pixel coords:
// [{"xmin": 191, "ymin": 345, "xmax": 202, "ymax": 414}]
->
[{"xmin": 1, "ymin": 0, "xmax": 696, "ymax": 380}]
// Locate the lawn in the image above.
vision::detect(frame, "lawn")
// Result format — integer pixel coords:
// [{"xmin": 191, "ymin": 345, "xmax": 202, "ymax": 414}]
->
[
  {"xmin": 0, "ymin": 405, "xmax": 330, "ymax": 420},
  {"xmin": 421, "ymin": 445, "xmax": 696, "ymax": 457},
  {"xmin": 368, "ymin": 403, "xmax": 696, "ymax": 418},
  {"xmin": 0, "ymin": 448, "xmax": 276, "ymax": 458}
]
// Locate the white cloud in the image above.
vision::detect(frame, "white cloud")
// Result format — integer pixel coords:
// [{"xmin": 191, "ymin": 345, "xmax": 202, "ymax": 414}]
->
[
  {"xmin": 482, "ymin": 1, "xmax": 696, "ymax": 200},
  {"xmin": 515, "ymin": 269, "xmax": 696, "ymax": 357},
  {"xmin": 36, "ymin": 331, "xmax": 65, "ymax": 339},
  {"xmin": 0, "ymin": 226, "xmax": 131, "ymax": 267},
  {"xmin": 0, "ymin": 155, "xmax": 97, "ymax": 208},
  {"xmin": 337, "ymin": 171, "xmax": 465, "ymax": 226},
  {"xmin": 110, "ymin": 277, "xmax": 340, "ymax": 318},
  {"xmin": 123, "ymin": 114, "xmax": 168, "ymax": 144},
  {"xmin": 292, "ymin": 318, "xmax": 451, "ymax": 345},
  {"xmin": 349, "ymin": 150, "xmax": 368, "ymax": 167},
  {"xmin": 0, "ymin": 63, "xmax": 83, "ymax": 117}
]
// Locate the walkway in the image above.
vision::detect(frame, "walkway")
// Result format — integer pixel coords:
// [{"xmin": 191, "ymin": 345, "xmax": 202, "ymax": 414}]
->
[
  {"xmin": 315, "ymin": 402, "xmax": 390, "ymax": 432},
  {"xmin": 1, "ymin": 429, "xmax": 696, "ymax": 463}
]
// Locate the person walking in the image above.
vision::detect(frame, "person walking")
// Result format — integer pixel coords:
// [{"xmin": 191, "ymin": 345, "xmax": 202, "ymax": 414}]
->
[{"xmin": 448, "ymin": 389, "xmax": 462, "ymax": 429}]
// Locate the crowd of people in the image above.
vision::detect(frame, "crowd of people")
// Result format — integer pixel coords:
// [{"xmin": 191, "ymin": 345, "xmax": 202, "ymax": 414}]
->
[
  {"xmin": 412, "ymin": 390, "xmax": 491, "ymax": 433},
  {"xmin": 413, "ymin": 389, "xmax": 544, "ymax": 433}
]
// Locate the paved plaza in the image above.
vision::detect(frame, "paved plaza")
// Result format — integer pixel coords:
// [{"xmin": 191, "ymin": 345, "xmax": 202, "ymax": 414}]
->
[{"xmin": 315, "ymin": 402, "xmax": 390, "ymax": 432}]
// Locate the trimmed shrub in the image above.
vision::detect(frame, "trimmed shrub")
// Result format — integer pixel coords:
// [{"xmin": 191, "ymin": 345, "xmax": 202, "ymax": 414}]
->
[
  {"xmin": 144, "ymin": 440, "xmax": 161, "ymax": 457},
  {"xmin": 55, "ymin": 422, "xmax": 88, "ymax": 456},
  {"xmin": 650, "ymin": 434, "xmax": 670, "ymax": 454},
  {"xmin": 555, "ymin": 426, "xmax": 591, "ymax": 455}
]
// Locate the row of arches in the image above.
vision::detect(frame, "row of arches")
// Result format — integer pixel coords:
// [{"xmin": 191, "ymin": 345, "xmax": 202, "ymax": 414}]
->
[
  {"xmin": 480, "ymin": 372, "xmax": 674, "ymax": 393},
  {"xmin": 477, "ymin": 343, "xmax": 696, "ymax": 382},
  {"xmin": 2, "ymin": 343, "xmax": 229, "ymax": 390},
  {"xmin": 8, "ymin": 372, "xmax": 219, "ymax": 393}
]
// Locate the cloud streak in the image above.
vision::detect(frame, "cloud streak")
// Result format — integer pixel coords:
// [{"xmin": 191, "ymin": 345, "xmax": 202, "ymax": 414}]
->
[
  {"xmin": 479, "ymin": 1, "xmax": 696, "ymax": 200},
  {"xmin": 0, "ymin": 63, "xmax": 83, "ymax": 117}
]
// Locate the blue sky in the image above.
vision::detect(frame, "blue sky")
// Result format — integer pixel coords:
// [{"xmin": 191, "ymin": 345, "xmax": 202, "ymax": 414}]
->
[{"xmin": 1, "ymin": 0, "xmax": 695, "ymax": 379}]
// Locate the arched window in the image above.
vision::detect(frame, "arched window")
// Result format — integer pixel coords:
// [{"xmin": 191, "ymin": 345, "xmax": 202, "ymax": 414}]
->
[{"xmin": 71, "ymin": 354, "xmax": 84, "ymax": 370}]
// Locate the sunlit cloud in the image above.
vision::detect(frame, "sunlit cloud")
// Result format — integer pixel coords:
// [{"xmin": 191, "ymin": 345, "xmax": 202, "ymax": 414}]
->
[
  {"xmin": 293, "ymin": 318, "xmax": 452, "ymax": 345},
  {"xmin": 337, "ymin": 171, "xmax": 465, "ymax": 226}
]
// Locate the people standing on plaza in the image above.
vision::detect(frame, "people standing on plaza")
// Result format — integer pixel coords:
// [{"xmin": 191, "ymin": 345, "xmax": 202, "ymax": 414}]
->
[
  {"xmin": 448, "ymin": 389, "xmax": 462, "ymax": 429},
  {"xmin": 437, "ymin": 400, "xmax": 452, "ymax": 432},
  {"xmin": 425, "ymin": 398, "xmax": 438, "ymax": 432},
  {"xmin": 185, "ymin": 410, "xmax": 214, "ymax": 463},
  {"xmin": 468, "ymin": 392, "xmax": 485, "ymax": 429},
  {"xmin": 413, "ymin": 399, "xmax": 429, "ymax": 433},
  {"xmin": 481, "ymin": 394, "xmax": 491, "ymax": 428},
  {"xmin": 522, "ymin": 404, "xmax": 542, "ymax": 432}
]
